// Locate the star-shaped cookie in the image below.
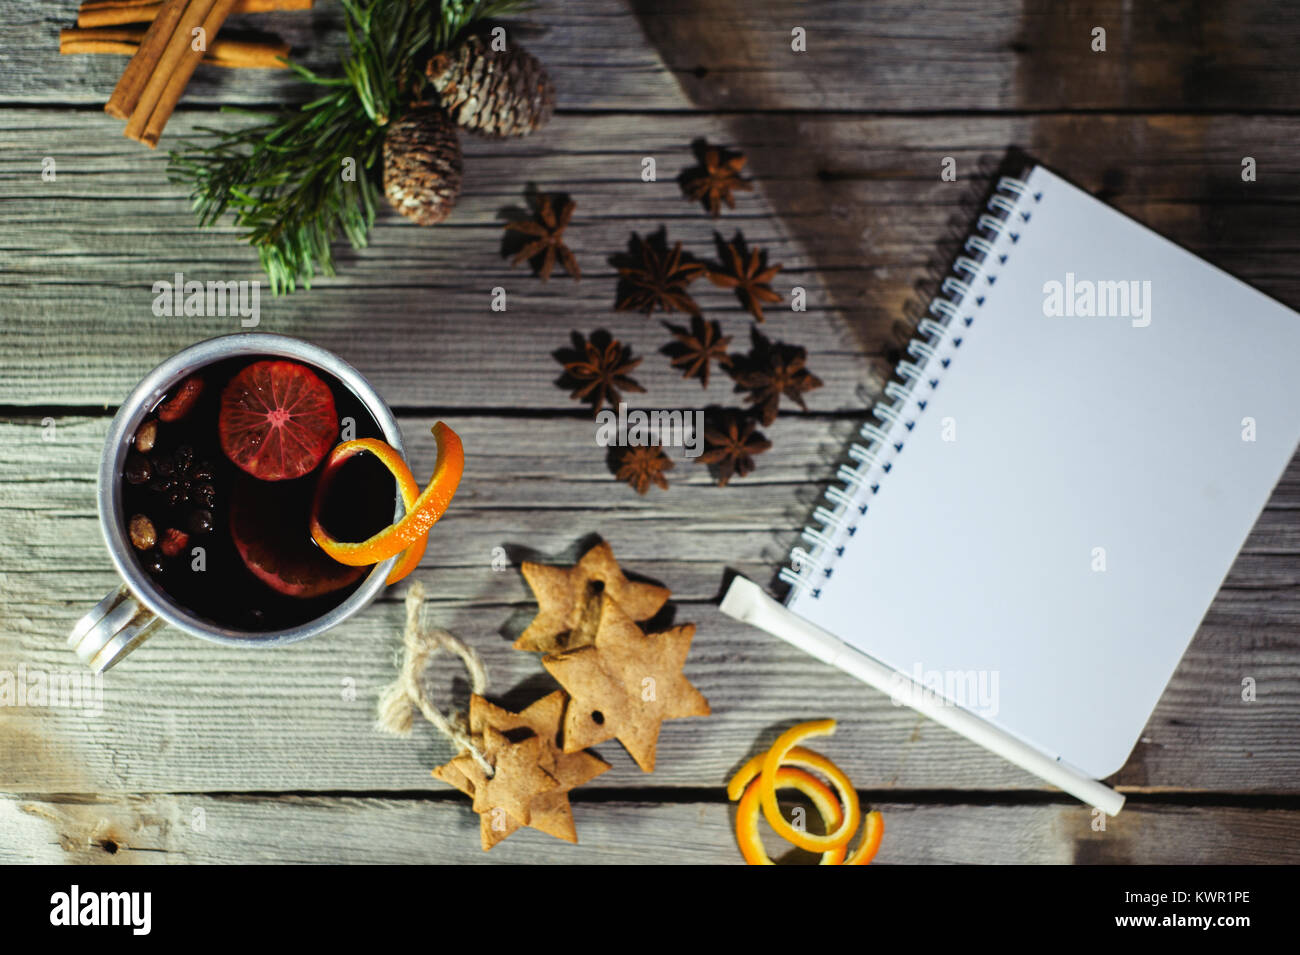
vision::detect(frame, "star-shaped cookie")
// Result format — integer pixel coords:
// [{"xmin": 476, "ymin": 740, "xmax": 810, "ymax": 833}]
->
[
  {"xmin": 515, "ymin": 540, "xmax": 671, "ymax": 654},
  {"xmin": 466, "ymin": 728, "xmax": 557, "ymax": 826},
  {"xmin": 432, "ymin": 691, "xmax": 611, "ymax": 850},
  {"xmin": 542, "ymin": 595, "xmax": 711, "ymax": 772}
]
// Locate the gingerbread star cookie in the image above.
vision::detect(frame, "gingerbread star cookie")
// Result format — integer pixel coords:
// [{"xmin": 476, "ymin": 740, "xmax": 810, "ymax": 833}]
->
[
  {"xmin": 515, "ymin": 540, "xmax": 670, "ymax": 654},
  {"xmin": 432, "ymin": 691, "xmax": 610, "ymax": 850},
  {"xmin": 468, "ymin": 729, "xmax": 557, "ymax": 825},
  {"xmin": 542, "ymin": 594, "xmax": 711, "ymax": 772}
]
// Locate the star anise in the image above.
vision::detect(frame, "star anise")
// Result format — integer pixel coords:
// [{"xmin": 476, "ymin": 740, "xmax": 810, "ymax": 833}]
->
[
  {"xmin": 708, "ymin": 232, "xmax": 783, "ymax": 322},
  {"xmin": 504, "ymin": 193, "xmax": 580, "ymax": 282},
  {"xmin": 681, "ymin": 143, "xmax": 753, "ymax": 217},
  {"xmin": 555, "ymin": 330, "xmax": 646, "ymax": 415},
  {"xmin": 727, "ymin": 328, "xmax": 823, "ymax": 425},
  {"xmin": 661, "ymin": 315, "xmax": 732, "ymax": 388},
  {"xmin": 613, "ymin": 228, "xmax": 705, "ymax": 316},
  {"xmin": 697, "ymin": 409, "xmax": 771, "ymax": 487},
  {"xmin": 614, "ymin": 444, "xmax": 674, "ymax": 494}
]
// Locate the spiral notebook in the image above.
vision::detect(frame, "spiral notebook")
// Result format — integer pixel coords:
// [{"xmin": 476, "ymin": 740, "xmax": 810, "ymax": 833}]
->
[{"xmin": 722, "ymin": 163, "xmax": 1300, "ymax": 811}]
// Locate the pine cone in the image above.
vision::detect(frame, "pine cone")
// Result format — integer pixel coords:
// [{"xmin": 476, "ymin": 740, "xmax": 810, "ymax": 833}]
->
[
  {"xmin": 382, "ymin": 104, "xmax": 463, "ymax": 226},
  {"xmin": 425, "ymin": 33, "xmax": 555, "ymax": 137}
]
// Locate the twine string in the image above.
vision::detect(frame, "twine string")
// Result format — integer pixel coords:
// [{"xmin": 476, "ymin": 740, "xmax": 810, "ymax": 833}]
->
[{"xmin": 376, "ymin": 580, "xmax": 492, "ymax": 775}]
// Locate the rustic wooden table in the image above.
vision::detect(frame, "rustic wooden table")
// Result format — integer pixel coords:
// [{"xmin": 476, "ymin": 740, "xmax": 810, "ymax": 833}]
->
[{"xmin": 3, "ymin": 0, "xmax": 1299, "ymax": 864}]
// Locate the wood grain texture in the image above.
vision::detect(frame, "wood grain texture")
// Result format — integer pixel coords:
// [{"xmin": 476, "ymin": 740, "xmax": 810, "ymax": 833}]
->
[
  {"xmin": 2, "ymin": 416, "xmax": 1297, "ymax": 795},
  {"xmin": 15, "ymin": 1, "xmax": 1300, "ymax": 112},
  {"xmin": 5, "ymin": 112, "xmax": 1300, "ymax": 409},
  {"xmin": 0, "ymin": 109, "xmax": 859, "ymax": 410},
  {"xmin": 5, "ymin": 0, "xmax": 686, "ymax": 108},
  {"xmin": 715, "ymin": 112, "xmax": 1300, "ymax": 360},
  {"xmin": 632, "ymin": 0, "xmax": 1300, "ymax": 112},
  {"xmin": 3, "ymin": 793, "xmax": 1296, "ymax": 864},
  {"xmin": 4, "ymin": 0, "xmax": 1300, "ymax": 863}
]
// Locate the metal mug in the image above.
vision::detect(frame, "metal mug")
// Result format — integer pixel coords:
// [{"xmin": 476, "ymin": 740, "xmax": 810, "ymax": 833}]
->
[{"xmin": 69, "ymin": 334, "xmax": 403, "ymax": 672}]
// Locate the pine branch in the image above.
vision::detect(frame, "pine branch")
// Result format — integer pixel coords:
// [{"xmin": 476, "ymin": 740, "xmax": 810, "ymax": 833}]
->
[
  {"xmin": 167, "ymin": 0, "xmax": 532, "ymax": 294},
  {"xmin": 433, "ymin": 0, "xmax": 533, "ymax": 49}
]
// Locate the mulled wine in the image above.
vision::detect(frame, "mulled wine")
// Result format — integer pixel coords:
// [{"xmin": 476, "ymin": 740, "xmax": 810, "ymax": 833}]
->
[{"xmin": 119, "ymin": 354, "xmax": 398, "ymax": 632}]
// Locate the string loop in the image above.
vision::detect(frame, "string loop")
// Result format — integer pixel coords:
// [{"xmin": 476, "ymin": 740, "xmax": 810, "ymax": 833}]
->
[{"xmin": 376, "ymin": 581, "xmax": 492, "ymax": 775}]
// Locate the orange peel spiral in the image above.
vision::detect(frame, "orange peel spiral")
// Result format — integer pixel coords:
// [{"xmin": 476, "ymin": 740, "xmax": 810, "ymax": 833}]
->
[
  {"xmin": 759, "ymin": 720, "xmax": 860, "ymax": 853},
  {"xmin": 726, "ymin": 720, "xmax": 884, "ymax": 865},
  {"xmin": 309, "ymin": 422, "xmax": 464, "ymax": 585},
  {"xmin": 735, "ymin": 767, "xmax": 848, "ymax": 865}
]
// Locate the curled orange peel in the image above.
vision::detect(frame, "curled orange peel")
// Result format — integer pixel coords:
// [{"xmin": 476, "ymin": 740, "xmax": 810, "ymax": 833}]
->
[
  {"xmin": 843, "ymin": 810, "xmax": 884, "ymax": 865},
  {"xmin": 728, "ymin": 723, "xmax": 883, "ymax": 865},
  {"xmin": 319, "ymin": 438, "xmax": 425, "ymax": 585},
  {"xmin": 727, "ymin": 745, "xmax": 847, "ymax": 802},
  {"xmin": 309, "ymin": 422, "xmax": 464, "ymax": 585},
  {"xmin": 759, "ymin": 719, "xmax": 860, "ymax": 853},
  {"xmin": 735, "ymin": 767, "xmax": 847, "ymax": 866}
]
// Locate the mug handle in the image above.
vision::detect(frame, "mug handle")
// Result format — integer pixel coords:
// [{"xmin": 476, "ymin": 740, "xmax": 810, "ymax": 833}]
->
[{"xmin": 68, "ymin": 584, "xmax": 163, "ymax": 672}]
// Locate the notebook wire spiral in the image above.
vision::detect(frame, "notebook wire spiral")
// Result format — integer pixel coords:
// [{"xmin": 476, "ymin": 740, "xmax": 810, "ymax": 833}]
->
[{"xmin": 780, "ymin": 175, "xmax": 1041, "ymax": 599}]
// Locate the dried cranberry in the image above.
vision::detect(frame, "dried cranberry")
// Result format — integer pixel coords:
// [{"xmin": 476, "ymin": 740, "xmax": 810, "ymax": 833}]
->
[{"xmin": 159, "ymin": 528, "xmax": 190, "ymax": 558}]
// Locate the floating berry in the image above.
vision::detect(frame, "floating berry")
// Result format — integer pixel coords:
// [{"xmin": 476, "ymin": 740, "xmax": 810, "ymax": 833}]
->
[
  {"xmin": 128, "ymin": 514, "xmax": 156, "ymax": 551},
  {"xmin": 158, "ymin": 375, "xmax": 204, "ymax": 422},
  {"xmin": 218, "ymin": 361, "xmax": 338, "ymax": 482},
  {"xmin": 135, "ymin": 419, "xmax": 158, "ymax": 453},
  {"xmin": 159, "ymin": 527, "xmax": 189, "ymax": 558}
]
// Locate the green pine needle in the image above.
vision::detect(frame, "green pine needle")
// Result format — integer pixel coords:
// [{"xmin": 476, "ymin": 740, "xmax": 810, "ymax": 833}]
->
[{"xmin": 168, "ymin": 0, "xmax": 534, "ymax": 294}]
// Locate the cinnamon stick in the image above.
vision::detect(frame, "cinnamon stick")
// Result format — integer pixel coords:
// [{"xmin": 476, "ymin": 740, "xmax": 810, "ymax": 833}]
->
[
  {"xmin": 103, "ymin": 0, "xmax": 189, "ymax": 120},
  {"xmin": 123, "ymin": 0, "xmax": 214, "ymax": 142},
  {"xmin": 199, "ymin": 35, "xmax": 289, "ymax": 68},
  {"xmin": 139, "ymin": 0, "xmax": 240, "ymax": 147},
  {"xmin": 79, "ymin": 0, "xmax": 312, "ymax": 29},
  {"xmin": 61, "ymin": 27, "xmax": 289, "ymax": 69},
  {"xmin": 61, "ymin": 26, "xmax": 148, "ymax": 56}
]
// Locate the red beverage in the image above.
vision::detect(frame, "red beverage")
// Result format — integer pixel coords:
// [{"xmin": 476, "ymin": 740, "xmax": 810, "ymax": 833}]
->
[{"xmin": 119, "ymin": 355, "xmax": 397, "ymax": 632}]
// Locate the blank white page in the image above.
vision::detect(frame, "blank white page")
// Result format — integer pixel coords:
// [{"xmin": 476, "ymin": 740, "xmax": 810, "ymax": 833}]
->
[{"xmin": 788, "ymin": 165, "xmax": 1300, "ymax": 779}]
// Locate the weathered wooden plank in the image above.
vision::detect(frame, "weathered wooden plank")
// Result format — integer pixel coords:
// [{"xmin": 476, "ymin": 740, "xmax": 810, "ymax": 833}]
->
[
  {"xmin": 731, "ymin": 112, "xmax": 1300, "ymax": 351},
  {"xmin": 4, "ymin": 793, "xmax": 1297, "ymax": 864},
  {"xmin": 4, "ymin": 0, "xmax": 685, "ymax": 109},
  {"xmin": 4, "ymin": 598, "xmax": 1294, "ymax": 795},
  {"xmin": 633, "ymin": 0, "xmax": 1300, "ymax": 113},
  {"xmin": 12, "ymin": 414, "xmax": 1300, "ymax": 588},
  {"xmin": 13, "ymin": 1, "xmax": 1300, "ymax": 114},
  {"xmin": 2, "ymin": 416, "xmax": 1299, "ymax": 794},
  {"xmin": 7, "ymin": 112, "xmax": 1300, "ymax": 408},
  {"xmin": 0, "ymin": 109, "xmax": 862, "ymax": 410}
]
